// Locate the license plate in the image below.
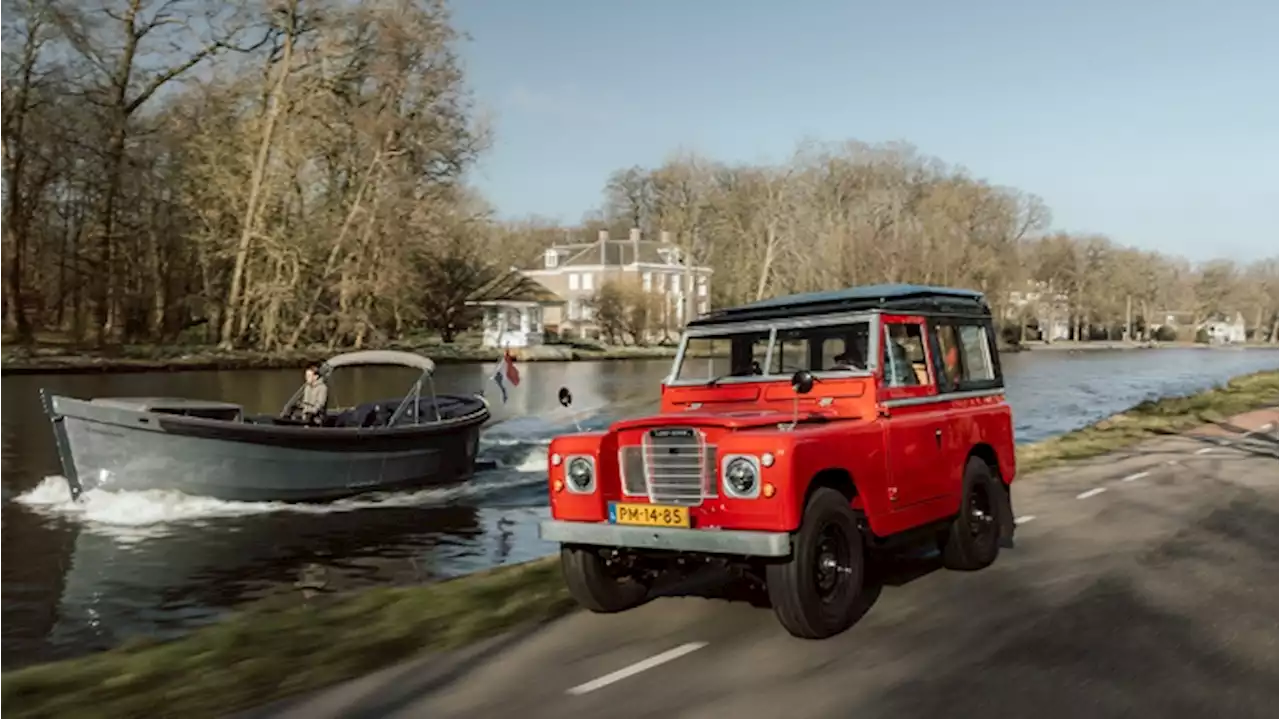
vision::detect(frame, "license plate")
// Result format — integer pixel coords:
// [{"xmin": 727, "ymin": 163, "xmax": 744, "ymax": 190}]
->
[{"xmin": 609, "ymin": 502, "xmax": 691, "ymax": 528}]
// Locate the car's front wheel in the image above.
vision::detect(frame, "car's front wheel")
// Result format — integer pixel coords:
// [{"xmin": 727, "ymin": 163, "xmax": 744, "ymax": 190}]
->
[
  {"xmin": 560, "ymin": 545, "xmax": 650, "ymax": 613},
  {"xmin": 765, "ymin": 487, "xmax": 866, "ymax": 639}
]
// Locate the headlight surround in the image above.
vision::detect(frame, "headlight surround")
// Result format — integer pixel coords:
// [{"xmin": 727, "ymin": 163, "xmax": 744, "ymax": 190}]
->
[
  {"xmin": 721, "ymin": 454, "xmax": 761, "ymax": 498},
  {"xmin": 564, "ymin": 455, "xmax": 595, "ymax": 493}
]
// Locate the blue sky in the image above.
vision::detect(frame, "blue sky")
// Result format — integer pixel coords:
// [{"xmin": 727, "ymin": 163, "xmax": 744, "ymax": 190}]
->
[{"xmin": 451, "ymin": 0, "xmax": 1278, "ymax": 262}]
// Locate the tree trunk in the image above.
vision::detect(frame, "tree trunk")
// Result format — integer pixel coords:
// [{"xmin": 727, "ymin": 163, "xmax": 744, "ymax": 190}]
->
[{"xmin": 220, "ymin": 5, "xmax": 297, "ymax": 349}]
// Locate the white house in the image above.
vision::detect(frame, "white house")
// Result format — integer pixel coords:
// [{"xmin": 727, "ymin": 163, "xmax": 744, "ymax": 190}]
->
[
  {"xmin": 1202, "ymin": 312, "xmax": 1247, "ymax": 344},
  {"xmin": 465, "ymin": 270, "xmax": 566, "ymax": 348}
]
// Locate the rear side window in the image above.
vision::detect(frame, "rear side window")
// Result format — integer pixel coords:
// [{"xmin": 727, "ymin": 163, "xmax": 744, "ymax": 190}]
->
[
  {"xmin": 958, "ymin": 325, "xmax": 995, "ymax": 381},
  {"xmin": 929, "ymin": 319, "xmax": 1000, "ymax": 391}
]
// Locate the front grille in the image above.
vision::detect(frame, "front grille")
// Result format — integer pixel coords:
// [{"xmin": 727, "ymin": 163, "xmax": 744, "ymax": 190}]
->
[{"xmin": 635, "ymin": 427, "xmax": 717, "ymax": 506}]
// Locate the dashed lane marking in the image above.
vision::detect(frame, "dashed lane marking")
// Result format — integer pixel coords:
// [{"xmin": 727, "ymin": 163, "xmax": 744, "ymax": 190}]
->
[
  {"xmin": 1014, "ymin": 515, "xmax": 1036, "ymax": 525},
  {"xmin": 1194, "ymin": 447, "xmax": 1214, "ymax": 455},
  {"xmin": 1076, "ymin": 487, "xmax": 1107, "ymax": 500},
  {"xmin": 1121, "ymin": 471, "xmax": 1150, "ymax": 483},
  {"xmin": 566, "ymin": 642, "xmax": 708, "ymax": 696}
]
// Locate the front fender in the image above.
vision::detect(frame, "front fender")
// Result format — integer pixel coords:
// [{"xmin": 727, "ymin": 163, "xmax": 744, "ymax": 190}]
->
[{"xmin": 548, "ymin": 432, "xmax": 615, "ymax": 522}]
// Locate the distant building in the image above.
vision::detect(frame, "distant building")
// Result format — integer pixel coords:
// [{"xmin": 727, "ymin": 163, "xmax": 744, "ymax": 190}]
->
[
  {"xmin": 1202, "ymin": 311, "xmax": 1247, "ymax": 344},
  {"xmin": 520, "ymin": 228, "xmax": 713, "ymax": 340},
  {"xmin": 1006, "ymin": 281, "xmax": 1070, "ymax": 341},
  {"xmin": 465, "ymin": 270, "xmax": 565, "ymax": 348}
]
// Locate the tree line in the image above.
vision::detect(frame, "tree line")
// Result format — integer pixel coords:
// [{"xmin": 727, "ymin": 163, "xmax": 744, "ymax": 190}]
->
[
  {"xmin": 4, "ymin": 0, "xmax": 1276, "ymax": 353},
  {"xmin": 540, "ymin": 144, "xmax": 1278, "ymax": 345}
]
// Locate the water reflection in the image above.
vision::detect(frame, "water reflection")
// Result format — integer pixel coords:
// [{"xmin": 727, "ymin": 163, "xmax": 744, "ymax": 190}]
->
[{"xmin": 1, "ymin": 349, "xmax": 1275, "ymax": 668}]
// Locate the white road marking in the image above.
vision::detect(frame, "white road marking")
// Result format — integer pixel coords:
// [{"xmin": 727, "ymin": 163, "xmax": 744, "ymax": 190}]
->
[
  {"xmin": 1076, "ymin": 487, "xmax": 1107, "ymax": 500},
  {"xmin": 1166, "ymin": 460, "xmax": 1180, "ymax": 465},
  {"xmin": 566, "ymin": 642, "xmax": 708, "ymax": 695},
  {"xmin": 1194, "ymin": 447, "xmax": 1213, "ymax": 455},
  {"xmin": 1014, "ymin": 515, "xmax": 1036, "ymax": 525},
  {"xmin": 1121, "ymin": 471, "xmax": 1150, "ymax": 483},
  {"xmin": 1260, "ymin": 423, "xmax": 1274, "ymax": 431}
]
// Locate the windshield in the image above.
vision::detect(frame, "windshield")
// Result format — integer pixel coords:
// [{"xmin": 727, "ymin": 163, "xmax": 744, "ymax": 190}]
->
[{"xmin": 672, "ymin": 319, "xmax": 873, "ymax": 383}]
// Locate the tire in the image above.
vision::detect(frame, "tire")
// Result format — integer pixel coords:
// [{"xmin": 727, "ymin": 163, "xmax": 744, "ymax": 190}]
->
[
  {"xmin": 560, "ymin": 545, "xmax": 649, "ymax": 613},
  {"xmin": 766, "ymin": 487, "xmax": 866, "ymax": 639},
  {"xmin": 939, "ymin": 457, "xmax": 1002, "ymax": 571}
]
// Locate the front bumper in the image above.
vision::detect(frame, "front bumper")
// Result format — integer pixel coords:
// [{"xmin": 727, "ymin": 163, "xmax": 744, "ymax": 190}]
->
[{"xmin": 539, "ymin": 520, "xmax": 792, "ymax": 557}]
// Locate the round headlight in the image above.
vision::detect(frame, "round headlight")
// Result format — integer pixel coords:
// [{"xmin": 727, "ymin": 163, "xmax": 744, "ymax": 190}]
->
[
  {"xmin": 724, "ymin": 457, "xmax": 758, "ymax": 496},
  {"xmin": 566, "ymin": 457, "xmax": 594, "ymax": 491},
  {"xmin": 761, "ymin": 452, "xmax": 775, "ymax": 468}
]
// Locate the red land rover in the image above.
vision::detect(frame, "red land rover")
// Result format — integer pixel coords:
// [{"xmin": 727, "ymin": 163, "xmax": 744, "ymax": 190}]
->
[{"xmin": 539, "ymin": 284, "xmax": 1017, "ymax": 639}]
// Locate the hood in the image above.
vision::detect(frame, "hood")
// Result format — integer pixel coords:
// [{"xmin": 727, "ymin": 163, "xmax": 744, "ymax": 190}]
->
[{"xmin": 609, "ymin": 408, "xmax": 840, "ymax": 433}]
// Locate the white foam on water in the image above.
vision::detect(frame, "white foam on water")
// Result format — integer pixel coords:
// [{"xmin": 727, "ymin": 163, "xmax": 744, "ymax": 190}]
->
[{"xmin": 10, "ymin": 402, "xmax": 627, "ymax": 536}]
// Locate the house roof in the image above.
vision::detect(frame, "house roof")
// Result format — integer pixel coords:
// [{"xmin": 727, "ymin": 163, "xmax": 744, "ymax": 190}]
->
[
  {"xmin": 466, "ymin": 270, "xmax": 564, "ymax": 305},
  {"xmin": 550, "ymin": 240, "xmax": 687, "ymax": 268}
]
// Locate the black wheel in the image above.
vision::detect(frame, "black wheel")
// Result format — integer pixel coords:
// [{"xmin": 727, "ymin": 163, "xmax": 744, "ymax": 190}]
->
[
  {"xmin": 560, "ymin": 545, "xmax": 650, "ymax": 613},
  {"xmin": 939, "ymin": 457, "xmax": 1002, "ymax": 571},
  {"xmin": 765, "ymin": 487, "xmax": 866, "ymax": 639}
]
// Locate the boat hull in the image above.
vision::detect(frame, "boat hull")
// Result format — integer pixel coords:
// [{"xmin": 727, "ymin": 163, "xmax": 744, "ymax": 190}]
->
[{"xmin": 42, "ymin": 393, "xmax": 490, "ymax": 502}]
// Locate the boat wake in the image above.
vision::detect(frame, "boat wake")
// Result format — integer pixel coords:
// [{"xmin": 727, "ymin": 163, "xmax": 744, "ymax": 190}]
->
[{"xmin": 11, "ymin": 399, "xmax": 631, "ymax": 539}]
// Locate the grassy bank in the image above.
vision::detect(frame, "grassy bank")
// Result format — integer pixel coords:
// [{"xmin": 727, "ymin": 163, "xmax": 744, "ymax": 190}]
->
[
  {"xmin": 1016, "ymin": 369, "xmax": 1278, "ymax": 473},
  {"xmin": 2, "ymin": 558, "xmax": 573, "ymax": 719},
  {"xmin": 5, "ymin": 371, "xmax": 1277, "ymax": 719}
]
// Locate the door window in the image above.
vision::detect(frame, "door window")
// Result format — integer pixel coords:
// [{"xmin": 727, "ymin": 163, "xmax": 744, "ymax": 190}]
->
[{"xmin": 883, "ymin": 322, "xmax": 930, "ymax": 388}]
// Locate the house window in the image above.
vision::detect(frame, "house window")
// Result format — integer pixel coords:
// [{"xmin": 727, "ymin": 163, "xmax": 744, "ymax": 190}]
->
[
  {"xmin": 655, "ymin": 274, "xmax": 666, "ymax": 292},
  {"xmin": 568, "ymin": 273, "xmax": 580, "ymax": 291},
  {"xmin": 568, "ymin": 300, "xmax": 580, "ymax": 320},
  {"xmin": 582, "ymin": 272, "xmax": 594, "ymax": 291},
  {"xmin": 697, "ymin": 275, "xmax": 708, "ymax": 297},
  {"xmin": 544, "ymin": 249, "xmax": 559, "ymax": 269},
  {"xmin": 642, "ymin": 272, "xmax": 652, "ymax": 292}
]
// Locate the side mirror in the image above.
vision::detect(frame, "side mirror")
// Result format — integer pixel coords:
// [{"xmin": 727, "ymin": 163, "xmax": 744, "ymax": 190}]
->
[
  {"xmin": 791, "ymin": 370, "xmax": 815, "ymax": 395},
  {"xmin": 558, "ymin": 387, "xmax": 573, "ymax": 407}
]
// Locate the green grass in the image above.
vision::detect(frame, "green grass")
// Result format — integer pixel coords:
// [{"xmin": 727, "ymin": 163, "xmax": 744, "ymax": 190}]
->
[
  {"xmin": 1016, "ymin": 369, "xmax": 1278, "ymax": 474},
  {"xmin": 2, "ymin": 558, "xmax": 573, "ymax": 719},
  {"xmin": 5, "ymin": 371, "xmax": 1276, "ymax": 719}
]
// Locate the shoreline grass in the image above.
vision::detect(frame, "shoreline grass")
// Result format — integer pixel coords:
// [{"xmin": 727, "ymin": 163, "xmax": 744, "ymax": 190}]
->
[
  {"xmin": 4, "ymin": 370, "xmax": 1276, "ymax": 719},
  {"xmin": 1016, "ymin": 369, "xmax": 1277, "ymax": 474}
]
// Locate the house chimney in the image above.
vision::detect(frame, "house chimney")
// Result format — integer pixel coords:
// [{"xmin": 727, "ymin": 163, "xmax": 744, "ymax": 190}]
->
[
  {"xmin": 598, "ymin": 229, "xmax": 608, "ymax": 264},
  {"xmin": 660, "ymin": 230, "xmax": 671, "ymax": 245},
  {"xmin": 629, "ymin": 228, "xmax": 640, "ymax": 264}
]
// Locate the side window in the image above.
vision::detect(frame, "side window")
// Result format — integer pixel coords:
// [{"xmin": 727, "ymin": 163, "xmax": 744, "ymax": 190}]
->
[
  {"xmin": 934, "ymin": 323, "xmax": 962, "ymax": 392},
  {"xmin": 882, "ymin": 322, "xmax": 930, "ymax": 387},
  {"xmin": 958, "ymin": 324, "xmax": 995, "ymax": 381}
]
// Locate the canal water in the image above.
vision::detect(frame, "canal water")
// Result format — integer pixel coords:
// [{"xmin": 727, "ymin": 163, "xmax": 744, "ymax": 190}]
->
[{"xmin": 2, "ymin": 348, "xmax": 1275, "ymax": 668}]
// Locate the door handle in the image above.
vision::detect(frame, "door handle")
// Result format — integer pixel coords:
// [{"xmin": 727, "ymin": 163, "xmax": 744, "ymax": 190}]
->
[{"xmin": 935, "ymin": 428, "xmax": 942, "ymax": 447}]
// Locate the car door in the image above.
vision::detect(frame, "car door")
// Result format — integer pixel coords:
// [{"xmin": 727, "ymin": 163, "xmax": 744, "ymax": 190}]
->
[{"xmin": 878, "ymin": 316, "xmax": 947, "ymax": 509}]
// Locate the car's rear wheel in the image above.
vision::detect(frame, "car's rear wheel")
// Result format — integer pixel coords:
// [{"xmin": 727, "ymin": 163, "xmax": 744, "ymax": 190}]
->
[
  {"xmin": 766, "ymin": 487, "xmax": 866, "ymax": 639},
  {"xmin": 939, "ymin": 457, "xmax": 1002, "ymax": 571},
  {"xmin": 560, "ymin": 545, "xmax": 650, "ymax": 613}
]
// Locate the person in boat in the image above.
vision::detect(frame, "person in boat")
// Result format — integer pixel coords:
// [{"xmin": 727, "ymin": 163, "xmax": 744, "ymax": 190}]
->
[{"xmin": 285, "ymin": 363, "xmax": 329, "ymax": 425}]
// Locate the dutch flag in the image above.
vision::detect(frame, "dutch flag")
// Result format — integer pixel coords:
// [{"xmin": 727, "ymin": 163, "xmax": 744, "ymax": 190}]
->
[{"xmin": 492, "ymin": 348, "xmax": 520, "ymax": 403}]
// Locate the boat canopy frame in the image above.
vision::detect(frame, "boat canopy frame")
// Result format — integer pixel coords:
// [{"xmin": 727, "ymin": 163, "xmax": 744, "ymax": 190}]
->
[{"xmin": 281, "ymin": 350, "xmax": 443, "ymax": 426}]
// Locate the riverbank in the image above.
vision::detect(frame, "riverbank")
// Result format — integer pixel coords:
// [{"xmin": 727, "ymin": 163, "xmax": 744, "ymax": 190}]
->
[
  {"xmin": 5, "ymin": 337, "xmax": 1273, "ymax": 376},
  {"xmin": 4, "ymin": 370, "xmax": 1276, "ymax": 719},
  {"xmin": 0, "ymin": 341, "xmax": 683, "ymax": 376},
  {"xmin": 1012, "ymin": 339, "xmax": 1275, "ymax": 352}
]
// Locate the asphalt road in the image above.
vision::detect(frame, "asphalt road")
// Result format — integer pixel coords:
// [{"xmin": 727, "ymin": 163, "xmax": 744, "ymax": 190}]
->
[{"xmin": 252, "ymin": 411, "xmax": 1279, "ymax": 719}]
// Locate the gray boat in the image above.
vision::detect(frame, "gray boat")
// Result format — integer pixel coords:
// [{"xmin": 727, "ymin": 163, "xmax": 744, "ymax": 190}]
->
[{"xmin": 40, "ymin": 350, "xmax": 491, "ymax": 502}]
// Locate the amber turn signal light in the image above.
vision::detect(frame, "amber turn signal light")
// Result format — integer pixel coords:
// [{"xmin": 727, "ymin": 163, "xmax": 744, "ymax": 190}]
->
[
  {"xmin": 763, "ymin": 482, "xmax": 776, "ymax": 498},
  {"xmin": 553, "ymin": 479, "xmax": 564, "ymax": 493}
]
